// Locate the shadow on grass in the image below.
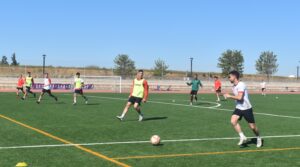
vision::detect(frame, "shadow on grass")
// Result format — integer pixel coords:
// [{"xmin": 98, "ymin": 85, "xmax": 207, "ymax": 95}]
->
[{"xmin": 143, "ymin": 117, "xmax": 168, "ymax": 121}]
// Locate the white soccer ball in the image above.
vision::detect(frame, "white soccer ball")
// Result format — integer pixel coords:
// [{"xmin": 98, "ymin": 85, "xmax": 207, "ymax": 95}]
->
[{"xmin": 150, "ymin": 135, "xmax": 161, "ymax": 145}]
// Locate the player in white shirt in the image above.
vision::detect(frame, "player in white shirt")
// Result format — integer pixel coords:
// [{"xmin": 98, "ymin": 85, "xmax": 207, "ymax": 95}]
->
[
  {"xmin": 224, "ymin": 71, "xmax": 262, "ymax": 148},
  {"xmin": 260, "ymin": 80, "xmax": 266, "ymax": 96},
  {"xmin": 37, "ymin": 73, "xmax": 58, "ymax": 104}
]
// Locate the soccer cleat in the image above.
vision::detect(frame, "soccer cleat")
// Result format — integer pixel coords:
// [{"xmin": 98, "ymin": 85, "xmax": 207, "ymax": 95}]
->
[
  {"xmin": 116, "ymin": 116, "xmax": 124, "ymax": 121},
  {"xmin": 21, "ymin": 97, "xmax": 25, "ymax": 100},
  {"xmin": 237, "ymin": 137, "xmax": 247, "ymax": 146},
  {"xmin": 55, "ymin": 97, "xmax": 58, "ymax": 102},
  {"xmin": 36, "ymin": 101, "xmax": 40, "ymax": 104},
  {"xmin": 190, "ymin": 102, "xmax": 193, "ymax": 106},
  {"xmin": 85, "ymin": 100, "xmax": 88, "ymax": 105},
  {"xmin": 257, "ymin": 138, "xmax": 263, "ymax": 148},
  {"xmin": 138, "ymin": 115, "xmax": 144, "ymax": 122},
  {"xmin": 34, "ymin": 93, "xmax": 36, "ymax": 98},
  {"xmin": 73, "ymin": 102, "xmax": 77, "ymax": 105}
]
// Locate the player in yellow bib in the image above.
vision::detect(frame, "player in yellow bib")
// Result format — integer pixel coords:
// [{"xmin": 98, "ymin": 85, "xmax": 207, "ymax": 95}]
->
[
  {"xmin": 117, "ymin": 70, "xmax": 149, "ymax": 122},
  {"xmin": 22, "ymin": 72, "xmax": 37, "ymax": 100},
  {"xmin": 73, "ymin": 72, "xmax": 88, "ymax": 105}
]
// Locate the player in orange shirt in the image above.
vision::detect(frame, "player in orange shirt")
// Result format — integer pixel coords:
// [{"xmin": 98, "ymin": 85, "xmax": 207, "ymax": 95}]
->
[
  {"xmin": 214, "ymin": 76, "xmax": 224, "ymax": 102},
  {"xmin": 117, "ymin": 70, "xmax": 149, "ymax": 122},
  {"xmin": 16, "ymin": 74, "xmax": 25, "ymax": 97}
]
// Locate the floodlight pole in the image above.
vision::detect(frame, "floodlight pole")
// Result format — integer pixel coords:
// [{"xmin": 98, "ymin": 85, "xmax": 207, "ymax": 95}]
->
[
  {"xmin": 190, "ymin": 57, "xmax": 193, "ymax": 77},
  {"xmin": 42, "ymin": 54, "xmax": 46, "ymax": 74}
]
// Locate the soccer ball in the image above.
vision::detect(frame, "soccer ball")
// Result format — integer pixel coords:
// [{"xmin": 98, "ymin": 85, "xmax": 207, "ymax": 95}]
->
[{"xmin": 150, "ymin": 135, "xmax": 161, "ymax": 145}]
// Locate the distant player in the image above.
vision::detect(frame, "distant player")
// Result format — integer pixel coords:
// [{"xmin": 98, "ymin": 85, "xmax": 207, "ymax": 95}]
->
[
  {"xmin": 224, "ymin": 71, "xmax": 262, "ymax": 148},
  {"xmin": 260, "ymin": 80, "xmax": 266, "ymax": 96},
  {"xmin": 73, "ymin": 72, "xmax": 88, "ymax": 105},
  {"xmin": 22, "ymin": 72, "xmax": 36, "ymax": 100},
  {"xmin": 37, "ymin": 73, "xmax": 58, "ymax": 104},
  {"xmin": 16, "ymin": 74, "xmax": 25, "ymax": 98},
  {"xmin": 214, "ymin": 76, "xmax": 223, "ymax": 102},
  {"xmin": 117, "ymin": 70, "xmax": 149, "ymax": 122},
  {"xmin": 186, "ymin": 74, "xmax": 203, "ymax": 105}
]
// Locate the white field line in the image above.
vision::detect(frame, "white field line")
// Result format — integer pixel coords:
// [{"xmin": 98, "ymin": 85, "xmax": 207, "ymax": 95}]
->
[
  {"xmin": 1, "ymin": 134, "xmax": 300, "ymax": 150},
  {"xmin": 83, "ymin": 95, "xmax": 300, "ymax": 120}
]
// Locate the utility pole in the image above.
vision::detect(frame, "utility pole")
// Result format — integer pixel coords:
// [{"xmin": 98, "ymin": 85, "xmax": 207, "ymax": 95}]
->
[
  {"xmin": 297, "ymin": 61, "xmax": 300, "ymax": 81},
  {"xmin": 42, "ymin": 54, "xmax": 46, "ymax": 74},
  {"xmin": 190, "ymin": 57, "xmax": 193, "ymax": 77}
]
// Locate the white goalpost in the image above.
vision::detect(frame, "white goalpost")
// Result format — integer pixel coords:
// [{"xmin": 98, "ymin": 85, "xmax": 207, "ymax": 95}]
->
[{"xmin": 82, "ymin": 76, "xmax": 122, "ymax": 93}]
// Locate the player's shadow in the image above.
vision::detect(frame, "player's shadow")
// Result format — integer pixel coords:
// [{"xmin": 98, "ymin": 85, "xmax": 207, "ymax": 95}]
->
[
  {"xmin": 86, "ymin": 103, "xmax": 101, "ymax": 106},
  {"xmin": 240, "ymin": 138, "xmax": 264, "ymax": 148},
  {"xmin": 194, "ymin": 102, "xmax": 212, "ymax": 106},
  {"xmin": 143, "ymin": 117, "xmax": 168, "ymax": 121}
]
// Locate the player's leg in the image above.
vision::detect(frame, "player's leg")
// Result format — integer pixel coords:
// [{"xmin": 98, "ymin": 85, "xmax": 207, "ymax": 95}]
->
[
  {"xmin": 134, "ymin": 102, "xmax": 143, "ymax": 121},
  {"xmin": 22, "ymin": 87, "xmax": 29, "ymax": 100},
  {"xmin": 117, "ymin": 101, "xmax": 132, "ymax": 121},
  {"xmin": 27, "ymin": 87, "xmax": 36, "ymax": 97},
  {"xmin": 190, "ymin": 91, "xmax": 194, "ymax": 105},
  {"xmin": 80, "ymin": 91, "xmax": 88, "ymax": 104},
  {"xmin": 216, "ymin": 91, "xmax": 220, "ymax": 101},
  {"xmin": 37, "ymin": 91, "xmax": 45, "ymax": 104},
  {"xmin": 244, "ymin": 109, "xmax": 262, "ymax": 148},
  {"xmin": 47, "ymin": 90, "xmax": 58, "ymax": 101},
  {"xmin": 231, "ymin": 113, "xmax": 247, "ymax": 146},
  {"xmin": 73, "ymin": 93, "xmax": 77, "ymax": 105}
]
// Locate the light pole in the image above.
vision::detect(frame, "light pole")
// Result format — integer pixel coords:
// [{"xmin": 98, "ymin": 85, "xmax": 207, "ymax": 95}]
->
[
  {"xmin": 42, "ymin": 54, "xmax": 46, "ymax": 74},
  {"xmin": 190, "ymin": 57, "xmax": 193, "ymax": 77},
  {"xmin": 297, "ymin": 61, "xmax": 300, "ymax": 81}
]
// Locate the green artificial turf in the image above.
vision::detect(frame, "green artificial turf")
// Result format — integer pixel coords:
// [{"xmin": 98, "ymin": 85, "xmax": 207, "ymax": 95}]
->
[{"xmin": 0, "ymin": 92, "xmax": 299, "ymax": 167}]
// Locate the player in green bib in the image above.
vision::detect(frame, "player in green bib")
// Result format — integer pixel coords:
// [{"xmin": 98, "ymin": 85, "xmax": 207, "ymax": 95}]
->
[
  {"xmin": 73, "ymin": 72, "xmax": 88, "ymax": 105},
  {"xmin": 187, "ymin": 74, "xmax": 203, "ymax": 105},
  {"xmin": 22, "ymin": 72, "xmax": 36, "ymax": 100}
]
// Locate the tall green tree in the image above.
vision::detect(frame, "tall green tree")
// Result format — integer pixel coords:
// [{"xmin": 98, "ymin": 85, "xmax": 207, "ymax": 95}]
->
[
  {"xmin": 11, "ymin": 53, "xmax": 19, "ymax": 66},
  {"xmin": 218, "ymin": 50, "xmax": 244, "ymax": 76},
  {"xmin": 114, "ymin": 54, "xmax": 136, "ymax": 78},
  {"xmin": 1, "ymin": 56, "xmax": 9, "ymax": 65},
  {"xmin": 255, "ymin": 51, "xmax": 279, "ymax": 80},
  {"xmin": 153, "ymin": 59, "xmax": 169, "ymax": 78}
]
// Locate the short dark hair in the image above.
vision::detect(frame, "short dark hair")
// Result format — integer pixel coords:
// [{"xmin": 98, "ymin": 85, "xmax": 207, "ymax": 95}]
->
[
  {"xmin": 229, "ymin": 70, "xmax": 240, "ymax": 79},
  {"xmin": 76, "ymin": 72, "xmax": 80, "ymax": 75},
  {"xmin": 27, "ymin": 72, "xmax": 31, "ymax": 74},
  {"xmin": 138, "ymin": 70, "xmax": 144, "ymax": 73},
  {"xmin": 214, "ymin": 76, "xmax": 219, "ymax": 79}
]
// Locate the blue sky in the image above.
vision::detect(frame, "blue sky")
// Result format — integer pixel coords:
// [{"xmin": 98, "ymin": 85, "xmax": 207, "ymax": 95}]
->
[{"xmin": 1, "ymin": 0, "xmax": 299, "ymax": 76}]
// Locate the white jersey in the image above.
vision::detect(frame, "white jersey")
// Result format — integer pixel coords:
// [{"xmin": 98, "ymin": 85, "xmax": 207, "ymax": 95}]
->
[
  {"xmin": 232, "ymin": 82, "xmax": 252, "ymax": 110},
  {"xmin": 260, "ymin": 82, "xmax": 266, "ymax": 89},
  {"xmin": 43, "ymin": 78, "xmax": 51, "ymax": 90}
]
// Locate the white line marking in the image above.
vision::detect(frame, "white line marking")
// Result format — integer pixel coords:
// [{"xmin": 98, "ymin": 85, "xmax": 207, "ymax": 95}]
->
[
  {"xmin": 1, "ymin": 134, "xmax": 300, "ymax": 150},
  {"xmin": 82, "ymin": 95, "xmax": 300, "ymax": 120}
]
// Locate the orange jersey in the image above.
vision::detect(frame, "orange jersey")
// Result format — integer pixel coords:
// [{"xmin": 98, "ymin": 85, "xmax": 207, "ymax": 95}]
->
[
  {"xmin": 17, "ymin": 78, "xmax": 25, "ymax": 87},
  {"xmin": 214, "ymin": 80, "xmax": 221, "ymax": 90}
]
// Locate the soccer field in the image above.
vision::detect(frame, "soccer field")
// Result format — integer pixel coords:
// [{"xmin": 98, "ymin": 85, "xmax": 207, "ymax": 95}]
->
[{"xmin": 0, "ymin": 92, "xmax": 299, "ymax": 167}]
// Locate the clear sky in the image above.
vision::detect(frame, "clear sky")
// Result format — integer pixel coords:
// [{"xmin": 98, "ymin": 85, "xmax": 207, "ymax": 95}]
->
[{"xmin": 1, "ymin": 0, "xmax": 299, "ymax": 76}]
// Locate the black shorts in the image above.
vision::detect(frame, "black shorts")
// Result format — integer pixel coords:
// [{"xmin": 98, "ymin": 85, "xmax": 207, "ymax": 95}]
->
[
  {"xmin": 233, "ymin": 108, "xmax": 255, "ymax": 123},
  {"xmin": 261, "ymin": 88, "xmax": 266, "ymax": 91},
  {"xmin": 128, "ymin": 96, "xmax": 143, "ymax": 105},
  {"xmin": 74, "ymin": 89, "xmax": 83, "ymax": 94},
  {"xmin": 26, "ymin": 86, "xmax": 31, "ymax": 92},
  {"xmin": 216, "ymin": 87, "xmax": 222, "ymax": 93},
  {"xmin": 190, "ymin": 90, "xmax": 198, "ymax": 95},
  {"xmin": 17, "ymin": 87, "xmax": 24, "ymax": 91},
  {"xmin": 42, "ymin": 89, "xmax": 51, "ymax": 94}
]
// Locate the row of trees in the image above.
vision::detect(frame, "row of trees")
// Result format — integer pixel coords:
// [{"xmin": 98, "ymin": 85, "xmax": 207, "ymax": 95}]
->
[
  {"xmin": 1, "ymin": 53, "xmax": 19, "ymax": 66},
  {"xmin": 218, "ymin": 50, "xmax": 279, "ymax": 80},
  {"xmin": 114, "ymin": 54, "xmax": 169, "ymax": 78},
  {"xmin": 114, "ymin": 50, "xmax": 279, "ymax": 79}
]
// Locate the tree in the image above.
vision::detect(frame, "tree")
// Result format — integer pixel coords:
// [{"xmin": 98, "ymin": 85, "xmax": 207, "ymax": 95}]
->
[
  {"xmin": 114, "ymin": 54, "xmax": 136, "ymax": 78},
  {"xmin": 11, "ymin": 53, "xmax": 19, "ymax": 66},
  {"xmin": 1, "ymin": 56, "xmax": 9, "ymax": 65},
  {"xmin": 255, "ymin": 51, "xmax": 279, "ymax": 81},
  {"xmin": 153, "ymin": 59, "xmax": 169, "ymax": 78},
  {"xmin": 218, "ymin": 50, "xmax": 244, "ymax": 76}
]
